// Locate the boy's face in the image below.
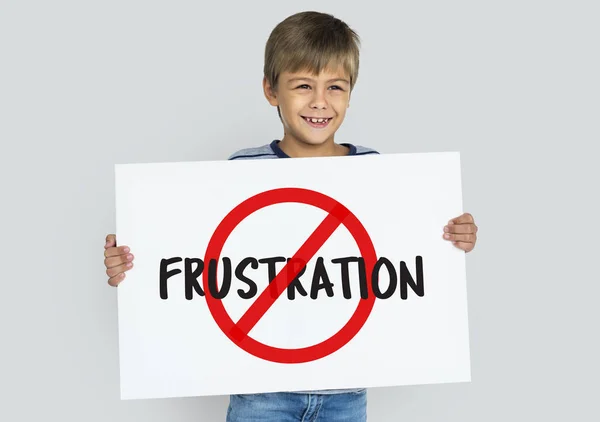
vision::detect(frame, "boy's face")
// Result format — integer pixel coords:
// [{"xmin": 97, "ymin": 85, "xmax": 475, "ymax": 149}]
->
[{"xmin": 263, "ymin": 65, "xmax": 351, "ymax": 149}]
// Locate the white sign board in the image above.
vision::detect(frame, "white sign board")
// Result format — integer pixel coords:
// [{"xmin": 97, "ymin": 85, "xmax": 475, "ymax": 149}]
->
[{"xmin": 115, "ymin": 152, "xmax": 470, "ymax": 400}]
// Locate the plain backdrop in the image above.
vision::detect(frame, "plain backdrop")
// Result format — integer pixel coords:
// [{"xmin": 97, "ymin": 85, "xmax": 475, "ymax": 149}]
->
[{"xmin": 1, "ymin": 1, "xmax": 598, "ymax": 421}]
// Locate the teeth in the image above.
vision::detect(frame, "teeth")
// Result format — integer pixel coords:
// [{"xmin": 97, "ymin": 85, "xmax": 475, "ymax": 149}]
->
[{"xmin": 307, "ymin": 118, "xmax": 328, "ymax": 123}]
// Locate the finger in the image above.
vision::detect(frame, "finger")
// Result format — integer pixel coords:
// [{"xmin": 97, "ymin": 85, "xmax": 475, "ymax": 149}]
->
[
  {"xmin": 108, "ymin": 272, "xmax": 126, "ymax": 287},
  {"xmin": 452, "ymin": 241, "xmax": 475, "ymax": 253},
  {"xmin": 105, "ymin": 234, "xmax": 117, "ymax": 249},
  {"xmin": 106, "ymin": 261, "xmax": 134, "ymax": 279},
  {"xmin": 448, "ymin": 213, "xmax": 474, "ymax": 225},
  {"xmin": 443, "ymin": 233, "xmax": 477, "ymax": 243},
  {"xmin": 104, "ymin": 245, "xmax": 130, "ymax": 259},
  {"xmin": 444, "ymin": 223, "xmax": 477, "ymax": 234},
  {"xmin": 104, "ymin": 253, "xmax": 134, "ymax": 269}
]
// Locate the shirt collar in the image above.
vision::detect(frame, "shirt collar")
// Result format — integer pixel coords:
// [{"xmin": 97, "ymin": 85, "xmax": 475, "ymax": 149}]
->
[{"xmin": 269, "ymin": 140, "xmax": 357, "ymax": 158}]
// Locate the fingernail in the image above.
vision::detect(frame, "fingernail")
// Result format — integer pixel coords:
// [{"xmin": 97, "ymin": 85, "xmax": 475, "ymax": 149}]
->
[
  {"xmin": 105, "ymin": 241, "xmax": 110, "ymax": 247},
  {"xmin": 122, "ymin": 247, "xmax": 130, "ymax": 253},
  {"xmin": 444, "ymin": 233, "xmax": 450, "ymax": 239},
  {"xmin": 126, "ymin": 262, "xmax": 133, "ymax": 268},
  {"xmin": 126, "ymin": 254, "xmax": 133, "ymax": 261},
  {"xmin": 448, "ymin": 221, "xmax": 454, "ymax": 225},
  {"xmin": 444, "ymin": 226, "xmax": 449, "ymax": 232}
]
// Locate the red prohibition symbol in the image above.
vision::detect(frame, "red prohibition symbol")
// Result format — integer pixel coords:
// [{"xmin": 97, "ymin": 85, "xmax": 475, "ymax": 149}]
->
[{"xmin": 203, "ymin": 188, "xmax": 378, "ymax": 364}]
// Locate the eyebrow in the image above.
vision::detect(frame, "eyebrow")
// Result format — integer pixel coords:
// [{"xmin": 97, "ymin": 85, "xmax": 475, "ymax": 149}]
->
[{"xmin": 287, "ymin": 77, "xmax": 350, "ymax": 84}]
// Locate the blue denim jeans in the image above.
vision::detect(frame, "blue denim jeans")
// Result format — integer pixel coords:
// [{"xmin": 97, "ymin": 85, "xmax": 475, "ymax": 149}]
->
[{"xmin": 226, "ymin": 390, "xmax": 367, "ymax": 422}]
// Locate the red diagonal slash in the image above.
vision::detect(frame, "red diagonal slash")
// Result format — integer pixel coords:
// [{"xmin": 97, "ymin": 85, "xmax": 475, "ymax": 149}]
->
[{"xmin": 232, "ymin": 204, "xmax": 350, "ymax": 340}]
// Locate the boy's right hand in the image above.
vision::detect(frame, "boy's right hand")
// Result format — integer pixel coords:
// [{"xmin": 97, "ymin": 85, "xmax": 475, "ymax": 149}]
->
[{"xmin": 104, "ymin": 234, "xmax": 134, "ymax": 287}]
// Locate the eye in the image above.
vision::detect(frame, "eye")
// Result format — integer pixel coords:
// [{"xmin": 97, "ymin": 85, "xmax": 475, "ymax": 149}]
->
[
  {"xmin": 297, "ymin": 84, "xmax": 311, "ymax": 89},
  {"xmin": 329, "ymin": 85, "xmax": 343, "ymax": 90}
]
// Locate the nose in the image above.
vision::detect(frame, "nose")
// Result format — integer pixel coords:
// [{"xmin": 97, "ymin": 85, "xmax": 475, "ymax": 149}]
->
[{"xmin": 309, "ymin": 88, "xmax": 328, "ymax": 110}]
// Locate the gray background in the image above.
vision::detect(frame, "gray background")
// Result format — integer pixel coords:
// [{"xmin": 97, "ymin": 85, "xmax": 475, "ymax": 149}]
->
[{"xmin": 1, "ymin": 0, "xmax": 598, "ymax": 420}]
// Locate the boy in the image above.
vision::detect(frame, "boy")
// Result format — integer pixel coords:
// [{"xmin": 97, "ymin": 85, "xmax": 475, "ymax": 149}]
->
[{"xmin": 103, "ymin": 11, "xmax": 478, "ymax": 421}]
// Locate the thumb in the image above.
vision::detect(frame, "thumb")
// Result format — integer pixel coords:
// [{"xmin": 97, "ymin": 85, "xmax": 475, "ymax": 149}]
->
[{"xmin": 105, "ymin": 234, "xmax": 117, "ymax": 248}]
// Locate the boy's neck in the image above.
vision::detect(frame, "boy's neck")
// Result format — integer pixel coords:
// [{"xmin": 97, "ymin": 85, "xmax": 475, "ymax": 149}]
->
[{"xmin": 278, "ymin": 136, "xmax": 350, "ymax": 158}]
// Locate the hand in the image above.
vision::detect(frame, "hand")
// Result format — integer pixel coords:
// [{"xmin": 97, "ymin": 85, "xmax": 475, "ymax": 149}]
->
[
  {"xmin": 443, "ymin": 213, "xmax": 478, "ymax": 253},
  {"xmin": 104, "ymin": 234, "xmax": 135, "ymax": 286}
]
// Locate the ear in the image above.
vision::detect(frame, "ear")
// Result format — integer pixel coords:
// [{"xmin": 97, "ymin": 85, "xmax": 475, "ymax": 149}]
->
[{"xmin": 263, "ymin": 76, "xmax": 279, "ymax": 107}]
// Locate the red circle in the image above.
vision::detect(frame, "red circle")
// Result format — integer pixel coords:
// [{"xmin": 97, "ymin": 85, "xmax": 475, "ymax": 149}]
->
[{"xmin": 203, "ymin": 188, "xmax": 377, "ymax": 364}]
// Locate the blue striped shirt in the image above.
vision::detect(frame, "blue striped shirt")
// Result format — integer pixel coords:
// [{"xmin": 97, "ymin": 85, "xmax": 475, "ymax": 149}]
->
[{"xmin": 229, "ymin": 139, "xmax": 379, "ymax": 161}]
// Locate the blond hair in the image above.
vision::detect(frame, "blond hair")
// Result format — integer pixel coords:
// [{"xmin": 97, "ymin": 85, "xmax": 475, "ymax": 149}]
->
[{"xmin": 264, "ymin": 11, "xmax": 361, "ymax": 93}]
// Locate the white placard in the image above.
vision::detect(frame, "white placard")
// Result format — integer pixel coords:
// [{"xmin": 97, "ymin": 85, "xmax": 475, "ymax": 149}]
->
[{"xmin": 115, "ymin": 152, "xmax": 470, "ymax": 400}]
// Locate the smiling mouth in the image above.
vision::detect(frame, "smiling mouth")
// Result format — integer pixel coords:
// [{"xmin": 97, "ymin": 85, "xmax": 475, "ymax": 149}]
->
[{"xmin": 302, "ymin": 116, "xmax": 333, "ymax": 127}]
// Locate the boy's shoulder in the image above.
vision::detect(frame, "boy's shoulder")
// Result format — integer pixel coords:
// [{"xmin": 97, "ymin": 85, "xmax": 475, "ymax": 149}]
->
[
  {"xmin": 228, "ymin": 141, "xmax": 379, "ymax": 160},
  {"xmin": 353, "ymin": 144, "xmax": 379, "ymax": 156},
  {"xmin": 228, "ymin": 143, "xmax": 278, "ymax": 160}
]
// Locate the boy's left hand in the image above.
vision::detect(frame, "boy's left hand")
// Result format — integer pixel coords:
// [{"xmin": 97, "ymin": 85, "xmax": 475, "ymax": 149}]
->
[{"xmin": 443, "ymin": 213, "xmax": 478, "ymax": 253}]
